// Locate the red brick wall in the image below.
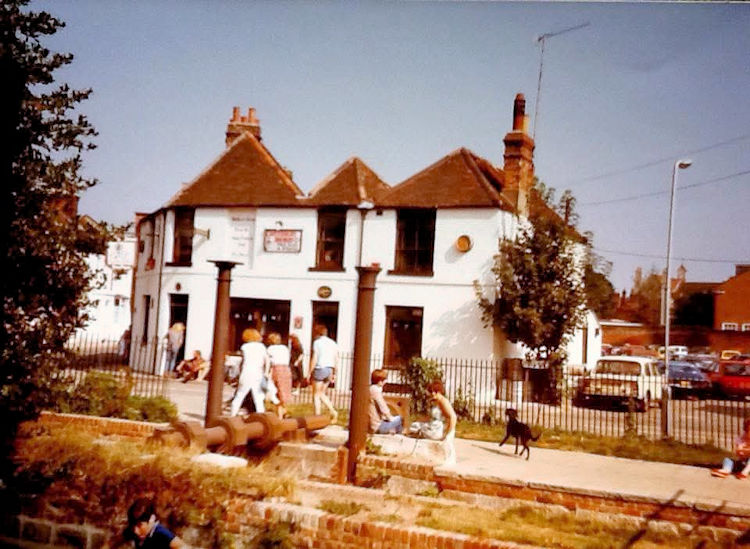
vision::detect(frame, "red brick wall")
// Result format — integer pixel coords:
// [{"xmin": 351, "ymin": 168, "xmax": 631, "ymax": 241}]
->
[{"xmin": 715, "ymin": 271, "xmax": 750, "ymax": 330}]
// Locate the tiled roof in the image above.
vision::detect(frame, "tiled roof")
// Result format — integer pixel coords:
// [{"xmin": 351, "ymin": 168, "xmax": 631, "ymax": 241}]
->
[
  {"xmin": 377, "ymin": 148, "xmax": 515, "ymax": 210},
  {"xmin": 305, "ymin": 157, "xmax": 390, "ymax": 206},
  {"xmin": 166, "ymin": 133, "xmax": 303, "ymax": 208}
]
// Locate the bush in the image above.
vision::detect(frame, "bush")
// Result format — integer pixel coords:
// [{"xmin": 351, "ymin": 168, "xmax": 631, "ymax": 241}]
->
[
  {"xmin": 47, "ymin": 372, "xmax": 176, "ymax": 423},
  {"xmin": 403, "ymin": 358, "xmax": 443, "ymax": 415},
  {"xmin": 452, "ymin": 385, "xmax": 476, "ymax": 421}
]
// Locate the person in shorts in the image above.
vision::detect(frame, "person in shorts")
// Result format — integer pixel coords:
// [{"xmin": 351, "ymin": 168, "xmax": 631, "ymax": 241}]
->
[{"xmin": 309, "ymin": 324, "xmax": 338, "ymax": 422}]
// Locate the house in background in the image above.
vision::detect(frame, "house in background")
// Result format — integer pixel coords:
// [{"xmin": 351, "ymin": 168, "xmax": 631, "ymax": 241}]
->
[
  {"xmin": 130, "ymin": 95, "xmax": 601, "ymax": 383},
  {"xmin": 715, "ymin": 265, "xmax": 750, "ymax": 332},
  {"xmin": 78, "ymin": 216, "xmax": 136, "ymax": 339}
]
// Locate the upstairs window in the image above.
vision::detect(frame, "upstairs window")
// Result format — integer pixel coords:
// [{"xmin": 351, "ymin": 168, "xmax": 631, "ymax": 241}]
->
[
  {"xmin": 171, "ymin": 208, "xmax": 194, "ymax": 265},
  {"xmin": 392, "ymin": 209, "xmax": 435, "ymax": 276},
  {"xmin": 314, "ymin": 209, "xmax": 346, "ymax": 270},
  {"xmin": 722, "ymin": 322, "xmax": 738, "ymax": 331}
]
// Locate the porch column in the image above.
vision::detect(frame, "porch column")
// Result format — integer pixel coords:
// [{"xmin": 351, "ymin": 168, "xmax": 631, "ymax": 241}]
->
[
  {"xmin": 205, "ymin": 260, "xmax": 240, "ymax": 426},
  {"xmin": 347, "ymin": 264, "xmax": 381, "ymax": 483}
]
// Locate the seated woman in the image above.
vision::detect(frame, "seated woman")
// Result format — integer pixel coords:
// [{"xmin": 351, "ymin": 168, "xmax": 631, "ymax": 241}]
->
[
  {"xmin": 408, "ymin": 379, "xmax": 457, "ymax": 465},
  {"xmin": 712, "ymin": 417, "xmax": 750, "ymax": 479},
  {"xmin": 175, "ymin": 350, "xmax": 209, "ymax": 382},
  {"xmin": 369, "ymin": 368, "xmax": 403, "ymax": 434}
]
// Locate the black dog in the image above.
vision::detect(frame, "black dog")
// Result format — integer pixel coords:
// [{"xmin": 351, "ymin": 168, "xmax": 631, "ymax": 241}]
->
[{"xmin": 498, "ymin": 408, "xmax": 540, "ymax": 460}]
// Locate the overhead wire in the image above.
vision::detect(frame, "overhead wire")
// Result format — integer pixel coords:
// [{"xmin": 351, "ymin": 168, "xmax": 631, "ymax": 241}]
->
[
  {"xmin": 568, "ymin": 134, "xmax": 750, "ymax": 186},
  {"xmin": 593, "ymin": 247, "xmax": 747, "ymax": 265},
  {"xmin": 579, "ymin": 169, "xmax": 750, "ymax": 207}
]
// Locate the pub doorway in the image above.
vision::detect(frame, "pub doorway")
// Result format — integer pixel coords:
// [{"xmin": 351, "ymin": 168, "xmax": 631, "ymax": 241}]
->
[
  {"xmin": 229, "ymin": 298, "xmax": 291, "ymax": 351},
  {"xmin": 311, "ymin": 301, "xmax": 339, "ymax": 346}
]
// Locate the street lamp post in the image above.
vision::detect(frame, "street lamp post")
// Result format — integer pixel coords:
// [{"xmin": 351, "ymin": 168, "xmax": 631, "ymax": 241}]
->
[{"xmin": 662, "ymin": 158, "xmax": 692, "ymax": 438}]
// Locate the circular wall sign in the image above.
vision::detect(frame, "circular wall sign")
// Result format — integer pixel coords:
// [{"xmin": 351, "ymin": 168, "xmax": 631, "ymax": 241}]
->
[
  {"xmin": 455, "ymin": 234, "xmax": 473, "ymax": 253},
  {"xmin": 317, "ymin": 286, "xmax": 332, "ymax": 299}
]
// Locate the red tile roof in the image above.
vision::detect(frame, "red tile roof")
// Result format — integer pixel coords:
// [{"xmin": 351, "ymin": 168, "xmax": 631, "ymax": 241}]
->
[
  {"xmin": 166, "ymin": 133, "xmax": 303, "ymax": 208},
  {"xmin": 378, "ymin": 148, "xmax": 515, "ymax": 210},
  {"xmin": 305, "ymin": 157, "xmax": 391, "ymax": 206}
]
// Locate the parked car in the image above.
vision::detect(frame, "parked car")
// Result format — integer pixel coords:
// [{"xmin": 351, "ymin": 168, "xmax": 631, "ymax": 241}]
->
[
  {"xmin": 683, "ymin": 354, "xmax": 718, "ymax": 372},
  {"xmin": 657, "ymin": 345, "xmax": 688, "ymax": 359},
  {"xmin": 573, "ymin": 356, "xmax": 663, "ymax": 412},
  {"xmin": 708, "ymin": 359, "xmax": 750, "ymax": 400},
  {"xmin": 657, "ymin": 360, "xmax": 712, "ymax": 400}
]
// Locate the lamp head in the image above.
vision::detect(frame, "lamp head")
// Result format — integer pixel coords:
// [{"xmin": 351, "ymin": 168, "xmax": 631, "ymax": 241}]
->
[{"xmin": 677, "ymin": 159, "xmax": 692, "ymax": 169}]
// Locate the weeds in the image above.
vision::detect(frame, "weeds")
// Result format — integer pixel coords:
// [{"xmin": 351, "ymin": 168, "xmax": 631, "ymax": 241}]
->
[{"xmin": 318, "ymin": 500, "xmax": 367, "ymax": 517}]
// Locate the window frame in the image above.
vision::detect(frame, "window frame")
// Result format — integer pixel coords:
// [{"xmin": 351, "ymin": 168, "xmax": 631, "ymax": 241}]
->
[
  {"xmin": 169, "ymin": 208, "xmax": 195, "ymax": 266},
  {"xmin": 721, "ymin": 322, "xmax": 738, "ymax": 331},
  {"xmin": 311, "ymin": 208, "xmax": 347, "ymax": 272},
  {"xmin": 383, "ymin": 305, "xmax": 424, "ymax": 369},
  {"xmin": 389, "ymin": 209, "xmax": 436, "ymax": 277}
]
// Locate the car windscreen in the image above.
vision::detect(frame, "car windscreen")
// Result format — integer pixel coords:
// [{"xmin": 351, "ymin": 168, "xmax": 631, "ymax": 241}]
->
[
  {"xmin": 595, "ymin": 361, "xmax": 641, "ymax": 375},
  {"xmin": 724, "ymin": 363, "xmax": 750, "ymax": 376}
]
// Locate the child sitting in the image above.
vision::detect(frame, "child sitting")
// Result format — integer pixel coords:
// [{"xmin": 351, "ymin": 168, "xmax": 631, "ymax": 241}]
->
[{"xmin": 712, "ymin": 417, "xmax": 750, "ymax": 479}]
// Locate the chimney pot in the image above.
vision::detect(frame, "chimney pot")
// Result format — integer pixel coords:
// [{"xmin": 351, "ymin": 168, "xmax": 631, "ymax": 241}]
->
[
  {"xmin": 248, "ymin": 107, "xmax": 258, "ymax": 124},
  {"xmin": 232, "ymin": 106, "xmax": 240, "ymax": 121},
  {"xmin": 513, "ymin": 94, "xmax": 526, "ymax": 131}
]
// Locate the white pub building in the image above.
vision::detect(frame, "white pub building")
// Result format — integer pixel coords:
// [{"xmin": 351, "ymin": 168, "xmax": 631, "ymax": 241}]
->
[{"xmin": 131, "ymin": 94, "xmax": 600, "ymax": 389}]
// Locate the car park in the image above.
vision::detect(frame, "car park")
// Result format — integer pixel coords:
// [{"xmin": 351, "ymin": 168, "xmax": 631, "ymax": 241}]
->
[
  {"xmin": 573, "ymin": 356, "xmax": 663, "ymax": 412},
  {"xmin": 658, "ymin": 360, "xmax": 712, "ymax": 400}
]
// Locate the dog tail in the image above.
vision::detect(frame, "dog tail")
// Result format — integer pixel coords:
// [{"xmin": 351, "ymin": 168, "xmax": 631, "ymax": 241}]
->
[{"xmin": 531, "ymin": 430, "xmax": 541, "ymax": 442}]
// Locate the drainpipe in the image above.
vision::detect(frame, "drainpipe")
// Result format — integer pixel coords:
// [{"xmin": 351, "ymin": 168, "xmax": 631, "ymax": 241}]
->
[
  {"xmin": 152, "ymin": 210, "xmax": 167, "ymax": 372},
  {"xmin": 347, "ymin": 264, "xmax": 381, "ymax": 483}
]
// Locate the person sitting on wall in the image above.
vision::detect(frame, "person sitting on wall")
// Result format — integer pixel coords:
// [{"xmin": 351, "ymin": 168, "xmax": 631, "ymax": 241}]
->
[
  {"xmin": 408, "ymin": 379, "xmax": 458, "ymax": 465},
  {"xmin": 175, "ymin": 350, "xmax": 209, "ymax": 383},
  {"xmin": 369, "ymin": 368, "xmax": 403, "ymax": 434},
  {"xmin": 712, "ymin": 417, "xmax": 750, "ymax": 479}
]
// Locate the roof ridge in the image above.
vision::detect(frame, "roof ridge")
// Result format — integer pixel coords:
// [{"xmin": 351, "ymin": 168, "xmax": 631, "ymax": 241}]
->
[
  {"xmin": 248, "ymin": 133, "xmax": 304, "ymax": 196},
  {"xmin": 165, "ymin": 134, "xmax": 250, "ymax": 207},
  {"xmin": 459, "ymin": 149, "xmax": 502, "ymax": 207},
  {"xmin": 307, "ymin": 157, "xmax": 356, "ymax": 198}
]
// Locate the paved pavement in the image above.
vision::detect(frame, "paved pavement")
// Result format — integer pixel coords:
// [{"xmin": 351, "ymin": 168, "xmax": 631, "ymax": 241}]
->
[{"xmin": 165, "ymin": 379, "xmax": 750, "ymax": 515}]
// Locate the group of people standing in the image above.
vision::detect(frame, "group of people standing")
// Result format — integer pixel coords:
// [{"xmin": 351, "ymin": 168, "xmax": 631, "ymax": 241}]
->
[{"xmin": 230, "ymin": 325, "xmax": 339, "ymax": 422}]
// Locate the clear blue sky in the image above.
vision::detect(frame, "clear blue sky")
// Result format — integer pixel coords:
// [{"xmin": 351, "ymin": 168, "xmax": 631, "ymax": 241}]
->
[{"xmin": 35, "ymin": 1, "xmax": 750, "ymax": 292}]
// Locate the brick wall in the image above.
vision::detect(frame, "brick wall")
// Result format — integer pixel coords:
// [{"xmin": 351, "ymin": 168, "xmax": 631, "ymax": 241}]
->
[{"xmin": 0, "ymin": 515, "xmax": 108, "ymax": 549}]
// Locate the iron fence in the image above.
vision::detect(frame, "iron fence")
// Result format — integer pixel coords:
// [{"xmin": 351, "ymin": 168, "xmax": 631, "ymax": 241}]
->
[
  {"xmin": 298, "ymin": 353, "xmax": 748, "ymax": 452},
  {"xmin": 63, "ymin": 333, "xmax": 167, "ymax": 398}
]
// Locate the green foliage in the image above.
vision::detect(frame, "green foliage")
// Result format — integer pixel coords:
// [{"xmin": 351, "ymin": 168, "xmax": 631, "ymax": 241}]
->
[
  {"xmin": 403, "ymin": 357, "xmax": 443, "ymax": 415},
  {"xmin": 452, "ymin": 385, "xmax": 475, "ymax": 421},
  {"xmin": 365, "ymin": 437, "xmax": 383, "ymax": 456},
  {"xmin": 0, "ymin": 0, "xmax": 98, "ymax": 469},
  {"xmin": 47, "ymin": 372, "xmax": 177, "ymax": 423},
  {"xmin": 475, "ymin": 210, "xmax": 586, "ymax": 365},
  {"xmin": 583, "ymin": 264, "xmax": 616, "ymax": 319},
  {"xmin": 624, "ymin": 268, "xmax": 663, "ymax": 325}
]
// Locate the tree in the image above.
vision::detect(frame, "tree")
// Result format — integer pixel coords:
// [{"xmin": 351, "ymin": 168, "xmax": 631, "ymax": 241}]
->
[
  {"xmin": 475, "ymin": 193, "xmax": 587, "ymax": 368},
  {"xmin": 0, "ymin": 0, "xmax": 98, "ymax": 471},
  {"xmin": 627, "ymin": 269, "xmax": 663, "ymax": 325}
]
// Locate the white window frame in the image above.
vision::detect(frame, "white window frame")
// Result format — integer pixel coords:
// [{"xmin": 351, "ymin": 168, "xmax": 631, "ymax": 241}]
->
[
  {"xmin": 722, "ymin": 322, "xmax": 738, "ymax": 331},
  {"xmin": 742, "ymin": 323, "xmax": 750, "ymax": 332}
]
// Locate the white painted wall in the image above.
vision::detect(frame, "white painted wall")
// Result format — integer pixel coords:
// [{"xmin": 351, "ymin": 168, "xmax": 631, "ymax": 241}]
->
[{"xmin": 131, "ymin": 205, "xmax": 599, "ymax": 379}]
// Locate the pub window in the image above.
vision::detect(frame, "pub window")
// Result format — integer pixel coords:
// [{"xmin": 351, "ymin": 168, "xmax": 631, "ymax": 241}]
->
[
  {"xmin": 392, "ymin": 209, "xmax": 435, "ymax": 276},
  {"xmin": 172, "ymin": 208, "xmax": 195, "ymax": 265},
  {"xmin": 384, "ymin": 306, "xmax": 424, "ymax": 369},
  {"xmin": 315, "ymin": 208, "xmax": 346, "ymax": 270}
]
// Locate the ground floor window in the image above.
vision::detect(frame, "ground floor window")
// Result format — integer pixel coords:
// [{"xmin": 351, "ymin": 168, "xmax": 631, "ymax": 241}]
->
[{"xmin": 384, "ymin": 306, "xmax": 423, "ymax": 369}]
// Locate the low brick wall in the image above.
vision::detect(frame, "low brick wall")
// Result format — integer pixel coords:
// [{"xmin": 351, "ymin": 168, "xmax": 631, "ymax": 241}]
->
[
  {"xmin": 0, "ymin": 515, "xmax": 108, "ymax": 549},
  {"xmin": 34, "ymin": 410, "xmax": 164, "ymax": 438}
]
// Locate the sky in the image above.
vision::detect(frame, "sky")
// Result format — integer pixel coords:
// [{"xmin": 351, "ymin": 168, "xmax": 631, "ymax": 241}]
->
[{"xmin": 34, "ymin": 1, "xmax": 750, "ymax": 292}]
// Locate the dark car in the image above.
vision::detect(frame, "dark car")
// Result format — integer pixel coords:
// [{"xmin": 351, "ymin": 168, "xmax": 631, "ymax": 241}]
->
[{"xmin": 658, "ymin": 361, "xmax": 712, "ymax": 400}]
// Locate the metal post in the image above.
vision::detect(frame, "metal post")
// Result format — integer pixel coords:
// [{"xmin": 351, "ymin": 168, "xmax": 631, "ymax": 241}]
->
[
  {"xmin": 661, "ymin": 159, "xmax": 691, "ymax": 438},
  {"xmin": 347, "ymin": 264, "xmax": 381, "ymax": 483},
  {"xmin": 205, "ymin": 260, "xmax": 240, "ymax": 426}
]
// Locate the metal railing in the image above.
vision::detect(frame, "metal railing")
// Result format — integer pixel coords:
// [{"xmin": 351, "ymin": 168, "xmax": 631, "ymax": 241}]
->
[
  {"xmin": 63, "ymin": 333, "xmax": 167, "ymax": 398},
  {"xmin": 295, "ymin": 353, "xmax": 748, "ymax": 451}
]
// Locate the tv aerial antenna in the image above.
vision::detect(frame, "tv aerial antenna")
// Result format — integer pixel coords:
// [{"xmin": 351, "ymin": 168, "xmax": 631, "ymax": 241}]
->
[{"xmin": 533, "ymin": 21, "xmax": 590, "ymax": 141}]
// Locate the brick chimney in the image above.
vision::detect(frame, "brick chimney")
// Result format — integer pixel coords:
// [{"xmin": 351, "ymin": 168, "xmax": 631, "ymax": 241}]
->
[
  {"xmin": 225, "ymin": 106, "xmax": 261, "ymax": 147},
  {"xmin": 503, "ymin": 93, "xmax": 535, "ymax": 217}
]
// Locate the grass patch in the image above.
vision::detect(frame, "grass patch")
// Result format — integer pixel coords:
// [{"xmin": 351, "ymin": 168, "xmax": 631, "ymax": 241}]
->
[
  {"xmin": 455, "ymin": 420, "xmax": 727, "ymax": 467},
  {"xmin": 369, "ymin": 512, "xmax": 401, "ymax": 524},
  {"xmin": 318, "ymin": 499, "xmax": 368, "ymax": 517},
  {"xmin": 415, "ymin": 501, "xmax": 730, "ymax": 548}
]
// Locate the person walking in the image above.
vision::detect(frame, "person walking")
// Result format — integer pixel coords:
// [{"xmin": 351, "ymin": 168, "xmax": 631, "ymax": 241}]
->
[
  {"xmin": 288, "ymin": 333, "xmax": 305, "ymax": 395},
  {"xmin": 267, "ymin": 332, "xmax": 292, "ymax": 419},
  {"xmin": 230, "ymin": 328, "xmax": 268, "ymax": 416},
  {"xmin": 164, "ymin": 322, "xmax": 185, "ymax": 377},
  {"xmin": 309, "ymin": 325, "xmax": 339, "ymax": 422}
]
